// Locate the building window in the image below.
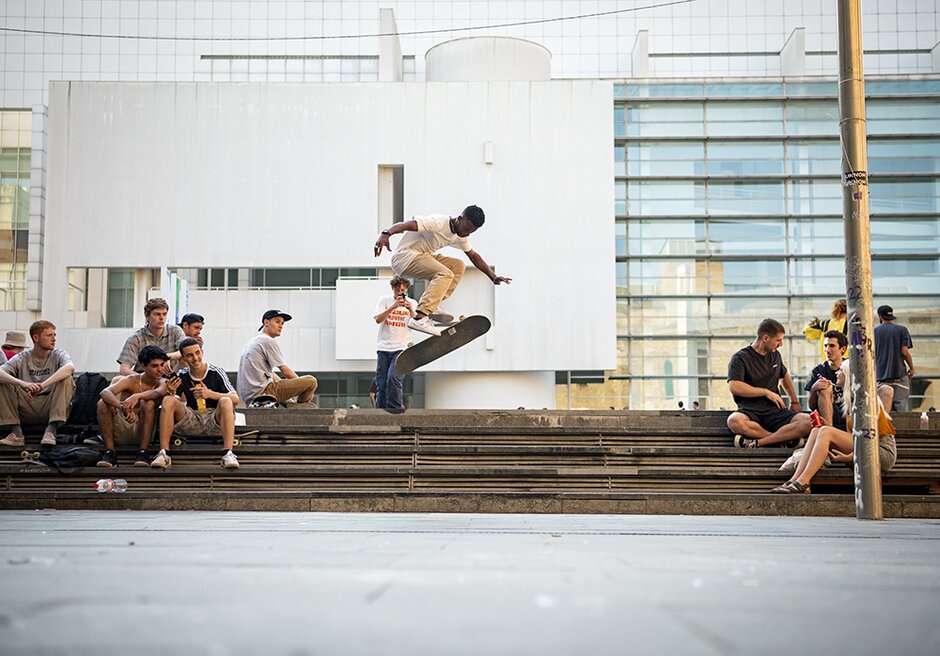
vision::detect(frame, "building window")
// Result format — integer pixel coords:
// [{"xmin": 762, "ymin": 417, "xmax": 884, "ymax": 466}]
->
[
  {"xmin": 106, "ymin": 269, "xmax": 135, "ymax": 328},
  {"xmin": 0, "ymin": 110, "xmax": 31, "ymax": 311}
]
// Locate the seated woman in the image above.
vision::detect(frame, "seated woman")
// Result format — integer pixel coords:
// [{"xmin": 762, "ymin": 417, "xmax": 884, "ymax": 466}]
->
[{"xmin": 771, "ymin": 360, "xmax": 897, "ymax": 494}]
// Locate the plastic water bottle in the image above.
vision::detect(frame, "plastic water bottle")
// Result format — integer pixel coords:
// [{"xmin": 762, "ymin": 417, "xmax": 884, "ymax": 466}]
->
[
  {"xmin": 921, "ymin": 412, "xmax": 930, "ymax": 431},
  {"xmin": 94, "ymin": 479, "xmax": 128, "ymax": 493}
]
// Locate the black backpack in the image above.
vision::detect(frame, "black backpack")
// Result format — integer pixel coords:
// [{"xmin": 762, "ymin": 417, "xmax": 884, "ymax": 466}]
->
[
  {"xmin": 34, "ymin": 446, "xmax": 104, "ymax": 473},
  {"xmin": 63, "ymin": 372, "xmax": 108, "ymax": 433}
]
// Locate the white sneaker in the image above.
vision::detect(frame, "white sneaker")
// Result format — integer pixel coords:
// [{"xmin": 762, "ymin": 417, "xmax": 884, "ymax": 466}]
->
[
  {"xmin": 428, "ymin": 310, "xmax": 454, "ymax": 324},
  {"xmin": 0, "ymin": 434, "xmax": 25, "ymax": 447},
  {"xmin": 41, "ymin": 433, "xmax": 57, "ymax": 447},
  {"xmin": 407, "ymin": 316, "xmax": 443, "ymax": 337},
  {"xmin": 222, "ymin": 450, "xmax": 240, "ymax": 469},
  {"xmin": 150, "ymin": 449, "xmax": 171, "ymax": 469}
]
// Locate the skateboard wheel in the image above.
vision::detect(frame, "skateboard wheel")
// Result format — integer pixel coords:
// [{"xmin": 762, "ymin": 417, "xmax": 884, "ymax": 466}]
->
[
  {"xmin": 233, "ymin": 438, "xmax": 241, "ymax": 447},
  {"xmin": 172, "ymin": 438, "xmax": 184, "ymax": 447},
  {"xmin": 20, "ymin": 450, "xmax": 30, "ymax": 459}
]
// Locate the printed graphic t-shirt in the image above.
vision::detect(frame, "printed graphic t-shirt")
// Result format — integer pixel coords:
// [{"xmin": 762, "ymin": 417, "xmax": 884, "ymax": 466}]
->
[
  {"xmin": 375, "ymin": 295, "xmax": 417, "ymax": 352},
  {"xmin": 2, "ymin": 348, "xmax": 73, "ymax": 396}
]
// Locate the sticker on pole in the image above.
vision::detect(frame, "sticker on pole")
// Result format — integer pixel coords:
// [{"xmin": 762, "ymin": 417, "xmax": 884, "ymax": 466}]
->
[{"xmin": 843, "ymin": 170, "xmax": 868, "ymax": 187}]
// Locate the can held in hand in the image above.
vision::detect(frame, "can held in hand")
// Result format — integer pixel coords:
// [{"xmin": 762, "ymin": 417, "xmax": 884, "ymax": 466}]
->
[{"xmin": 809, "ymin": 410, "xmax": 823, "ymax": 427}]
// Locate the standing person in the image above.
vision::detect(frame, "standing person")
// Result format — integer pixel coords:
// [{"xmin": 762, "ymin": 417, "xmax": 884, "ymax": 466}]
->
[
  {"xmin": 95, "ymin": 345, "xmax": 177, "ymax": 467},
  {"xmin": 373, "ymin": 276, "xmax": 417, "ymax": 412},
  {"xmin": 875, "ymin": 305, "xmax": 915, "ymax": 412},
  {"xmin": 237, "ymin": 310, "xmax": 318, "ymax": 407},
  {"xmin": 1, "ymin": 330, "xmax": 29, "ymax": 362},
  {"xmin": 116, "ymin": 298, "xmax": 185, "ymax": 376},
  {"xmin": 373, "ymin": 205, "xmax": 511, "ymax": 336},
  {"xmin": 803, "ymin": 299, "xmax": 847, "ymax": 361},
  {"xmin": 805, "ymin": 330, "xmax": 848, "ymax": 430},
  {"xmin": 0, "ymin": 321, "xmax": 75, "ymax": 447},
  {"xmin": 179, "ymin": 313, "xmax": 205, "ymax": 348},
  {"xmin": 727, "ymin": 319, "xmax": 813, "ymax": 448},
  {"xmin": 151, "ymin": 338, "xmax": 240, "ymax": 470}
]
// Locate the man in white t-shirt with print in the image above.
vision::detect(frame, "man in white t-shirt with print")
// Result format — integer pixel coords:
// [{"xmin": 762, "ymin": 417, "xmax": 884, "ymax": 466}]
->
[
  {"xmin": 373, "ymin": 205, "xmax": 511, "ymax": 336},
  {"xmin": 237, "ymin": 310, "xmax": 318, "ymax": 407},
  {"xmin": 373, "ymin": 276, "xmax": 417, "ymax": 411}
]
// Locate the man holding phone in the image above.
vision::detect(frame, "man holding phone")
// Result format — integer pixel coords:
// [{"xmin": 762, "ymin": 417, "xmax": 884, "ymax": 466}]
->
[{"xmin": 373, "ymin": 276, "xmax": 417, "ymax": 411}]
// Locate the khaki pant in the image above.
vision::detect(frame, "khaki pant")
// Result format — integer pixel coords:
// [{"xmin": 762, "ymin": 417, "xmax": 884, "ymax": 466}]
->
[
  {"xmin": 0, "ymin": 376, "xmax": 75, "ymax": 427},
  {"xmin": 262, "ymin": 375, "xmax": 318, "ymax": 404},
  {"xmin": 393, "ymin": 253, "xmax": 465, "ymax": 316}
]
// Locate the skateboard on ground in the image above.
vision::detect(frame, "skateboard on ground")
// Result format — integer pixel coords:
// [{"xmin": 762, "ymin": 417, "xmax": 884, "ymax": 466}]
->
[
  {"xmin": 21, "ymin": 450, "xmax": 42, "ymax": 463},
  {"xmin": 394, "ymin": 315, "xmax": 491, "ymax": 374},
  {"xmin": 171, "ymin": 430, "xmax": 258, "ymax": 448}
]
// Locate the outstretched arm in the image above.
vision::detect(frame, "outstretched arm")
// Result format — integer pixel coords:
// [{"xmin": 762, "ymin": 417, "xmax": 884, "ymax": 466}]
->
[
  {"xmin": 374, "ymin": 220, "xmax": 418, "ymax": 256},
  {"xmin": 465, "ymin": 249, "xmax": 512, "ymax": 285}
]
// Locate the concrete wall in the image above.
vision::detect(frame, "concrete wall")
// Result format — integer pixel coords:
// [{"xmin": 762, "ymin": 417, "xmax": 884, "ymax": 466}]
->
[{"xmin": 43, "ymin": 80, "xmax": 616, "ymax": 393}]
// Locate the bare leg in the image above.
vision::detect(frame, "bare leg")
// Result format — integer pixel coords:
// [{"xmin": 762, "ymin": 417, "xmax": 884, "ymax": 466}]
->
[
  {"xmin": 97, "ymin": 399, "xmax": 117, "ymax": 451},
  {"xmin": 727, "ymin": 412, "xmax": 771, "ymax": 439},
  {"xmin": 215, "ymin": 397, "xmax": 235, "ymax": 451},
  {"xmin": 158, "ymin": 396, "xmax": 186, "ymax": 451},
  {"xmin": 756, "ymin": 414, "xmax": 813, "ymax": 447},
  {"xmin": 136, "ymin": 400, "xmax": 156, "ymax": 450},
  {"xmin": 794, "ymin": 426, "xmax": 852, "ymax": 487}
]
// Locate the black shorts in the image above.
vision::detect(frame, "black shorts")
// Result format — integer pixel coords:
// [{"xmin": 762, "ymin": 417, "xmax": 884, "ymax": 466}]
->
[{"xmin": 739, "ymin": 408, "xmax": 799, "ymax": 433}]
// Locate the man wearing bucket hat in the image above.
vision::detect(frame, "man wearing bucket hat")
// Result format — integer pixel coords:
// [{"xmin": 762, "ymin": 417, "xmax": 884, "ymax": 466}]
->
[
  {"xmin": 1, "ymin": 330, "xmax": 29, "ymax": 362},
  {"xmin": 237, "ymin": 310, "xmax": 318, "ymax": 407},
  {"xmin": 874, "ymin": 304, "xmax": 915, "ymax": 412}
]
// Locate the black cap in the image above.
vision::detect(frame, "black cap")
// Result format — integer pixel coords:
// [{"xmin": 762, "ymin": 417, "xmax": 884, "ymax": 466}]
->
[
  {"xmin": 877, "ymin": 305, "xmax": 896, "ymax": 320},
  {"xmin": 179, "ymin": 312, "xmax": 204, "ymax": 325},
  {"xmin": 258, "ymin": 309, "xmax": 292, "ymax": 331}
]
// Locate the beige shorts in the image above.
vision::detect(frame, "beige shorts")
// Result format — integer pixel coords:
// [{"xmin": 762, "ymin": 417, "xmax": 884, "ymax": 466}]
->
[
  {"xmin": 175, "ymin": 406, "xmax": 221, "ymax": 437},
  {"xmin": 112, "ymin": 412, "xmax": 139, "ymax": 445}
]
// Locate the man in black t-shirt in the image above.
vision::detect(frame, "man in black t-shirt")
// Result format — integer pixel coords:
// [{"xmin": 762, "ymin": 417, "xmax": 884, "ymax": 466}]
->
[
  {"xmin": 150, "ymin": 338, "xmax": 241, "ymax": 470},
  {"xmin": 727, "ymin": 318, "xmax": 812, "ymax": 448},
  {"xmin": 805, "ymin": 330, "xmax": 847, "ymax": 430}
]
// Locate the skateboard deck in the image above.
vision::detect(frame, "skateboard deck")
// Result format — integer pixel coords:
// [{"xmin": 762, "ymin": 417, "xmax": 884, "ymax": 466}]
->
[
  {"xmin": 394, "ymin": 315, "xmax": 491, "ymax": 374},
  {"xmin": 171, "ymin": 430, "xmax": 259, "ymax": 448}
]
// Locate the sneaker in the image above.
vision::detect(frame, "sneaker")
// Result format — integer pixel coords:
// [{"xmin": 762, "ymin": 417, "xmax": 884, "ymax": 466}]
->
[
  {"xmin": 0, "ymin": 434, "xmax": 25, "ymax": 447},
  {"xmin": 150, "ymin": 449, "xmax": 171, "ymax": 469},
  {"xmin": 733, "ymin": 434, "xmax": 759, "ymax": 449},
  {"xmin": 428, "ymin": 310, "xmax": 454, "ymax": 324},
  {"xmin": 221, "ymin": 450, "xmax": 240, "ymax": 469},
  {"xmin": 784, "ymin": 437, "xmax": 807, "ymax": 449},
  {"xmin": 40, "ymin": 433, "xmax": 57, "ymax": 447},
  {"xmin": 83, "ymin": 434, "xmax": 105, "ymax": 447},
  {"xmin": 96, "ymin": 449, "xmax": 118, "ymax": 467},
  {"xmin": 407, "ymin": 316, "xmax": 443, "ymax": 337},
  {"xmin": 134, "ymin": 450, "xmax": 150, "ymax": 467}
]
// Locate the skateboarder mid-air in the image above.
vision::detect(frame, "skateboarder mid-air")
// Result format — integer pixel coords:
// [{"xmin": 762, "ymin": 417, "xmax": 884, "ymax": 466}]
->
[{"xmin": 373, "ymin": 205, "xmax": 511, "ymax": 336}]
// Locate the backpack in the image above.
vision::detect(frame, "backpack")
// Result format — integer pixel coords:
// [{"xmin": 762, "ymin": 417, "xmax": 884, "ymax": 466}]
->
[
  {"xmin": 63, "ymin": 372, "xmax": 108, "ymax": 432},
  {"xmin": 34, "ymin": 446, "xmax": 104, "ymax": 473}
]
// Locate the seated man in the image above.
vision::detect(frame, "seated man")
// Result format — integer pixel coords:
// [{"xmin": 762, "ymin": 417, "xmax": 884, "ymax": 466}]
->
[
  {"xmin": 116, "ymin": 298, "xmax": 185, "ymax": 376},
  {"xmin": 0, "ymin": 321, "xmax": 76, "ymax": 447},
  {"xmin": 237, "ymin": 310, "xmax": 317, "ymax": 407},
  {"xmin": 804, "ymin": 330, "xmax": 847, "ymax": 430},
  {"xmin": 96, "ymin": 345, "xmax": 178, "ymax": 467},
  {"xmin": 151, "ymin": 338, "xmax": 240, "ymax": 470},
  {"xmin": 179, "ymin": 313, "xmax": 205, "ymax": 348},
  {"xmin": 727, "ymin": 318, "xmax": 813, "ymax": 448}
]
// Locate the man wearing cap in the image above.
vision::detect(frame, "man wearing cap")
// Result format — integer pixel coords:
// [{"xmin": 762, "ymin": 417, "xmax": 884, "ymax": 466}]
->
[
  {"xmin": 237, "ymin": 310, "xmax": 318, "ymax": 407},
  {"xmin": 2, "ymin": 330, "xmax": 29, "ymax": 362},
  {"xmin": 875, "ymin": 304, "xmax": 914, "ymax": 412},
  {"xmin": 179, "ymin": 313, "xmax": 205, "ymax": 348}
]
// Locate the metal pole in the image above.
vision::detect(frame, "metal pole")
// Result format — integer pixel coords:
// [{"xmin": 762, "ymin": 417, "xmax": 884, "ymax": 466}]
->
[{"xmin": 837, "ymin": 0, "xmax": 882, "ymax": 520}]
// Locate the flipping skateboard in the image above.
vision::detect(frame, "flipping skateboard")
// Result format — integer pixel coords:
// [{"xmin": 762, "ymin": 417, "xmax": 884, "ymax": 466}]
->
[{"xmin": 394, "ymin": 315, "xmax": 491, "ymax": 374}]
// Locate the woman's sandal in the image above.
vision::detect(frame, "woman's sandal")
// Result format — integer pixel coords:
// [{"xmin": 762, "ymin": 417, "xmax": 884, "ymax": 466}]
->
[{"xmin": 770, "ymin": 480, "xmax": 811, "ymax": 494}]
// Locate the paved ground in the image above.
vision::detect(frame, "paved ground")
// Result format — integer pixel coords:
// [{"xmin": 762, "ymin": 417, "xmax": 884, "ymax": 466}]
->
[{"xmin": 1, "ymin": 511, "xmax": 938, "ymax": 656}]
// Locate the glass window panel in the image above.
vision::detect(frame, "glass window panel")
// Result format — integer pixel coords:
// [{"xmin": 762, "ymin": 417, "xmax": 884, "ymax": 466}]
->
[
  {"xmin": 628, "ymin": 338, "xmax": 711, "ymax": 376},
  {"xmin": 710, "ymin": 259, "xmax": 787, "ymax": 295},
  {"xmin": 872, "ymin": 258, "xmax": 940, "ymax": 295},
  {"xmin": 705, "ymin": 83, "xmax": 783, "ymax": 97},
  {"xmin": 789, "ymin": 180, "xmax": 843, "ymax": 215},
  {"xmin": 790, "ymin": 258, "xmax": 846, "ymax": 295},
  {"xmin": 871, "ymin": 218, "xmax": 940, "ymax": 254},
  {"xmin": 868, "ymin": 139, "xmax": 940, "ymax": 175},
  {"xmin": 628, "ymin": 219, "xmax": 705, "ymax": 256},
  {"xmin": 786, "ymin": 139, "xmax": 840, "ymax": 175},
  {"xmin": 614, "ymin": 145, "xmax": 625, "ymax": 176},
  {"xmin": 626, "ymin": 298, "xmax": 709, "ymax": 336},
  {"xmin": 785, "ymin": 100, "xmax": 840, "ymax": 135},
  {"xmin": 615, "ymin": 221, "xmax": 627, "ymax": 257},
  {"xmin": 789, "ymin": 219, "xmax": 846, "ymax": 255},
  {"xmin": 708, "ymin": 180, "xmax": 785, "ymax": 215},
  {"xmin": 627, "ymin": 142, "xmax": 705, "ymax": 176},
  {"xmin": 785, "ymin": 82, "xmax": 837, "ymax": 97},
  {"xmin": 868, "ymin": 99, "xmax": 940, "ymax": 134},
  {"xmin": 626, "ymin": 84, "xmax": 704, "ymax": 97},
  {"xmin": 321, "ymin": 268, "xmax": 339, "ymax": 288},
  {"xmin": 709, "ymin": 297, "xmax": 790, "ymax": 336},
  {"xmin": 875, "ymin": 297, "xmax": 940, "ymax": 336},
  {"xmin": 614, "ymin": 105, "xmax": 625, "ymax": 137},
  {"xmin": 626, "ymin": 102, "xmax": 704, "ymax": 137},
  {"xmin": 628, "ymin": 181, "xmax": 705, "ymax": 216},
  {"xmin": 707, "ymin": 141, "xmax": 784, "ymax": 176},
  {"xmin": 616, "ymin": 298, "xmax": 629, "ymax": 335},
  {"xmin": 866, "ymin": 80, "xmax": 940, "ymax": 95},
  {"xmin": 263, "ymin": 269, "xmax": 311, "ymax": 288},
  {"xmin": 706, "ymin": 101, "xmax": 783, "ymax": 136},
  {"xmin": 869, "ymin": 179, "xmax": 939, "ymax": 214},
  {"xmin": 708, "ymin": 219, "xmax": 787, "ymax": 255},
  {"xmin": 628, "ymin": 259, "xmax": 707, "ymax": 295},
  {"xmin": 615, "ymin": 180, "xmax": 626, "ymax": 215},
  {"xmin": 616, "ymin": 261, "xmax": 627, "ymax": 295},
  {"xmin": 106, "ymin": 268, "xmax": 135, "ymax": 328}
]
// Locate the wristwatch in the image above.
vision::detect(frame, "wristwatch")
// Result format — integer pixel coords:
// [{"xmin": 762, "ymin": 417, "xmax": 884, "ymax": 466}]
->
[{"xmin": 381, "ymin": 229, "xmax": 391, "ymax": 236}]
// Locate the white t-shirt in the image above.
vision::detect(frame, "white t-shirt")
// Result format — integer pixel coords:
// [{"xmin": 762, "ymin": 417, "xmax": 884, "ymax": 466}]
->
[
  {"xmin": 375, "ymin": 295, "xmax": 417, "ymax": 352},
  {"xmin": 391, "ymin": 214, "xmax": 472, "ymax": 270},
  {"xmin": 237, "ymin": 334, "xmax": 287, "ymax": 404}
]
